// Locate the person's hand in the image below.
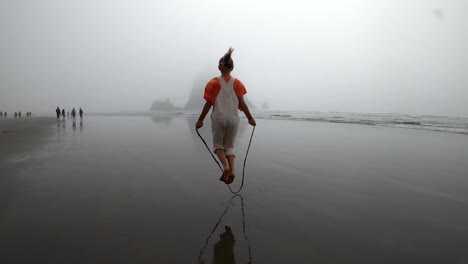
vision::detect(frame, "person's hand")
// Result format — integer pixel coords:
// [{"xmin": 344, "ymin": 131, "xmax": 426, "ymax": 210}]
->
[
  {"xmin": 195, "ymin": 120, "xmax": 203, "ymax": 129},
  {"xmin": 248, "ymin": 118, "xmax": 256, "ymax": 126}
]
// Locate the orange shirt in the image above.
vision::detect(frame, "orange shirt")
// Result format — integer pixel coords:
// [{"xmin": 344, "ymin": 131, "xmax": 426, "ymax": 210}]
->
[{"xmin": 203, "ymin": 76, "xmax": 247, "ymax": 109}]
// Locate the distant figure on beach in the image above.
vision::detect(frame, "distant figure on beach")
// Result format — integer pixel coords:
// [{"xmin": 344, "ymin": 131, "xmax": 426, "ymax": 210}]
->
[
  {"xmin": 71, "ymin": 108, "xmax": 76, "ymax": 120},
  {"xmin": 196, "ymin": 47, "xmax": 256, "ymax": 184},
  {"xmin": 56, "ymin": 107, "xmax": 61, "ymax": 119},
  {"xmin": 62, "ymin": 109, "xmax": 66, "ymax": 119},
  {"xmin": 79, "ymin": 107, "xmax": 84, "ymax": 120},
  {"xmin": 67, "ymin": 111, "xmax": 70, "ymax": 119},
  {"xmin": 4, "ymin": 112, "xmax": 6, "ymax": 118},
  {"xmin": 14, "ymin": 112, "xmax": 17, "ymax": 118},
  {"xmin": 213, "ymin": 226, "xmax": 236, "ymax": 264},
  {"xmin": 18, "ymin": 111, "xmax": 22, "ymax": 118}
]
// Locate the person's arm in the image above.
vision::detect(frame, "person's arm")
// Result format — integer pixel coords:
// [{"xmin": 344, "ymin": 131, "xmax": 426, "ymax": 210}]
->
[
  {"xmin": 196, "ymin": 101, "xmax": 212, "ymax": 129},
  {"xmin": 238, "ymin": 95, "xmax": 256, "ymax": 126}
]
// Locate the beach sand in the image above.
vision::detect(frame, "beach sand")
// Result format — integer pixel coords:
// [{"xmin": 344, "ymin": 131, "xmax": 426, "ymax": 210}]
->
[
  {"xmin": 1, "ymin": 115, "xmax": 468, "ymax": 263},
  {"xmin": 0, "ymin": 117, "xmax": 57, "ymax": 159}
]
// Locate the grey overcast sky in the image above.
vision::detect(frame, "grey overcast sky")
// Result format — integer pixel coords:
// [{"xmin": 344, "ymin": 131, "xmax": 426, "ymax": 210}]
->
[{"xmin": 1, "ymin": 0, "xmax": 467, "ymax": 116}]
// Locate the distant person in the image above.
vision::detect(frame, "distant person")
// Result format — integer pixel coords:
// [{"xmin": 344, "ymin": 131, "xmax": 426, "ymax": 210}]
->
[
  {"xmin": 196, "ymin": 47, "xmax": 256, "ymax": 184},
  {"xmin": 56, "ymin": 107, "xmax": 61, "ymax": 119},
  {"xmin": 71, "ymin": 108, "xmax": 76, "ymax": 120},
  {"xmin": 67, "ymin": 111, "xmax": 70, "ymax": 119},
  {"xmin": 14, "ymin": 112, "xmax": 17, "ymax": 118},
  {"xmin": 18, "ymin": 111, "xmax": 21, "ymax": 118},
  {"xmin": 4, "ymin": 112, "xmax": 6, "ymax": 118},
  {"xmin": 62, "ymin": 109, "xmax": 66, "ymax": 119},
  {"xmin": 79, "ymin": 107, "xmax": 84, "ymax": 120}
]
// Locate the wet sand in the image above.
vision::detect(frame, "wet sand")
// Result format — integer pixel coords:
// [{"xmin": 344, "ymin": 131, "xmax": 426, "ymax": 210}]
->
[
  {"xmin": 0, "ymin": 117, "xmax": 57, "ymax": 160},
  {"xmin": 1, "ymin": 115, "xmax": 468, "ymax": 263}
]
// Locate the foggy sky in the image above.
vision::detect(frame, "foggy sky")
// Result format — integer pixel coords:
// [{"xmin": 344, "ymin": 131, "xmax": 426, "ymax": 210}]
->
[{"xmin": 1, "ymin": 0, "xmax": 467, "ymax": 117}]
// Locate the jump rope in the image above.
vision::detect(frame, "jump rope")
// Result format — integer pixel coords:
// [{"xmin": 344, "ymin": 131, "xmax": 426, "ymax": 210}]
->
[
  {"xmin": 196, "ymin": 125, "xmax": 256, "ymax": 262},
  {"xmin": 196, "ymin": 126, "xmax": 256, "ymax": 194}
]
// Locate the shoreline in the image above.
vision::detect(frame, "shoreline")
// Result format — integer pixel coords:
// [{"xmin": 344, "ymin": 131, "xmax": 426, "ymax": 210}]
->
[{"xmin": 86, "ymin": 110, "xmax": 468, "ymax": 136}]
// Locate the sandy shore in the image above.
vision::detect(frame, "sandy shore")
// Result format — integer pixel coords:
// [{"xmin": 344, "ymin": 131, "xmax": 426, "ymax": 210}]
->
[
  {"xmin": 1, "ymin": 117, "xmax": 58, "ymax": 258},
  {"xmin": 1, "ymin": 115, "xmax": 468, "ymax": 263},
  {"xmin": 0, "ymin": 117, "xmax": 57, "ymax": 162}
]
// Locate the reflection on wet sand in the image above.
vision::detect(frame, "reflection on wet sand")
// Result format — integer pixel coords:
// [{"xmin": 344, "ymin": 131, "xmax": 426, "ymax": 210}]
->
[
  {"xmin": 198, "ymin": 195, "xmax": 253, "ymax": 264},
  {"xmin": 151, "ymin": 115, "xmax": 175, "ymax": 126},
  {"xmin": 213, "ymin": 226, "xmax": 236, "ymax": 264},
  {"xmin": 57, "ymin": 118, "xmax": 65, "ymax": 128}
]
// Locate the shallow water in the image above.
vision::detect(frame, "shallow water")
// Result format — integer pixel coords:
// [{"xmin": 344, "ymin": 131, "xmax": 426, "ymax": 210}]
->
[{"xmin": 1, "ymin": 115, "xmax": 468, "ymax": 263}]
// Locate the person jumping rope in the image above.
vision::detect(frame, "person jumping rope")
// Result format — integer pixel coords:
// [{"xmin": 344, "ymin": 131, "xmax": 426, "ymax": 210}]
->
[{"xmin": 196, "ymin": 47, "xmax": 256, "ymax": 184}]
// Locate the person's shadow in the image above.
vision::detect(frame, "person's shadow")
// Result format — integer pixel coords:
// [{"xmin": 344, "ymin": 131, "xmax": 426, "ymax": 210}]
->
[
  {"xmin": 213, "ymin": 225, "xmax": 236, "ymax": 264},
  {"xmin": 198, "ymin": 194, "xmax": 253, "ymax": 264}
]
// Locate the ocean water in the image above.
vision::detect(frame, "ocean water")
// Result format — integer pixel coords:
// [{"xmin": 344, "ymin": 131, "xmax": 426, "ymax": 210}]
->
[{"xmin": 92, "ymin": 110, "xmax": 468, "ymax": 135}]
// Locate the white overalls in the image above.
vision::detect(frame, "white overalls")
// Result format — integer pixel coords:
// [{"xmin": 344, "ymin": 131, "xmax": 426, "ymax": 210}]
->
[{"xmin": 211, "ymin": 76, "xmax": 240, "ymax": 156}]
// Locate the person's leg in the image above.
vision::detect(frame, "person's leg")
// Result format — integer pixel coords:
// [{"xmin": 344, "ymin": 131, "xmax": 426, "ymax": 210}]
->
[
  {"xmin": 224, "ymin": 117, "xmax": 239, "ymax": 184},
  {"xmin": 215, "ymin": 148, "xmax": 230, "ymax": 182},
  {"xmin": 212, "ymin": 118, "xmax": 230, "ymax": 182},
  {"xmin": 226, "ymin": 155, "xmax": 235, "ymax": 183}
]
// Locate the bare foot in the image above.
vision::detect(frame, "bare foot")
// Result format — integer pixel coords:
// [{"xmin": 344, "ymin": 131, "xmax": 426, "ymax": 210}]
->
[
  {"xmin": 227, "ymin": 170, "xmax": 236, "ymax": 184},
  {"xmin": 219, "ymin": 168, "xmax": 231, "ymax": 183}
]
